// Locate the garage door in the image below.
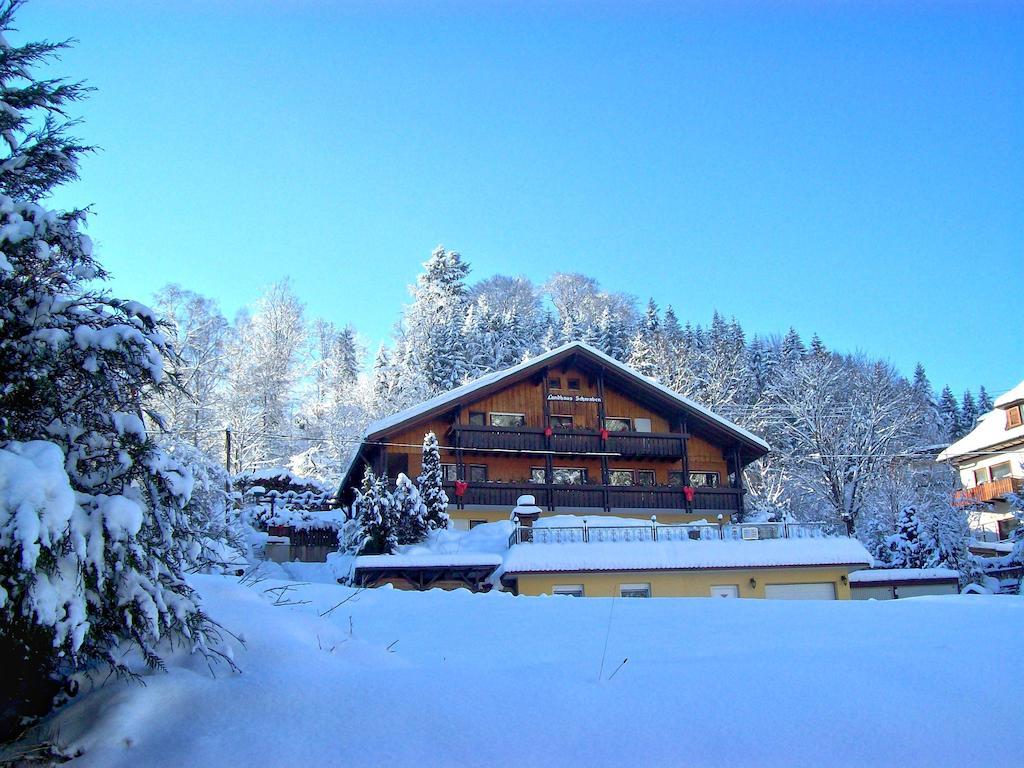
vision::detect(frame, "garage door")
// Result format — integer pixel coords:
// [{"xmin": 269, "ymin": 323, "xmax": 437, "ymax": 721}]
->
[{"xmin": 764, "ymin": 583, "xmax": 836, "ymax": 600}]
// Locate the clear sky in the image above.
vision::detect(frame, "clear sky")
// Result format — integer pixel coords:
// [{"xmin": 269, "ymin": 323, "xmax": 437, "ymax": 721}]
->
[{"xmin": 24, "ymin": 0, "xmax": 1023, "ymax": 399}]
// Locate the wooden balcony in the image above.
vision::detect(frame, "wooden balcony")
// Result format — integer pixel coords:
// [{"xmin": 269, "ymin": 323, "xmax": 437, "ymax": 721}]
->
[
  {"xmin": 452, "ymin": 425, "xmax": 686, "ymax": 459},
  {"xmin": 443, "ymin": 480, "xmax": 743, "ymax": 514},
  {"xmin": 955, "ymin": 476, "xmax": 1023, "ymax": 505}
]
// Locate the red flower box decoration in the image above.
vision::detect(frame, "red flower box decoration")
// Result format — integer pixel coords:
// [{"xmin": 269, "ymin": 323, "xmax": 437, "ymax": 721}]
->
[
  {"xmin": 454, "ymin": 480, "xmax": 469, "ymax": 497},
  {"xmin": 544, "ymin": 426, "xmax": 553, "ymax": 437},
  {"xmin": 600, "ymin": 428, "xmax": 609, "ymax": 441},
  {"xmin": 683, "ymin": 486, "xmax": 695, "ymax": 503}
]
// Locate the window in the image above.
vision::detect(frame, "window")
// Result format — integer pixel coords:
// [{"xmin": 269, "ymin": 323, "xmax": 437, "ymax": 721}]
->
[
  {"xmin": 620, "ymin": 583, "xmax": 651, "ymax": 598},
  {"xmin": 567, "ymin": 378, "xmax": 581, "ymax": 390},
  {"xmin": 467, "ymin": 464, "xmax": 488, "ymax": 482},
  {"xmin": 1007, "ymin": 405, "xmax": 1023, "ymax": 429},
  {"xmin": 468, "ymin": 411, "xmax": 486, "ymax": 426},
  {"xmin": 669, "ymin": 471, "xmax": 720, "ymax": 487},
  {"xmin": 608, "ymin": 469, "xmax": 635, "ymax": 486},
  {"xmin": 636, "ymin": 470, "xmax": 656, "ymax": 486},
  {"xmin": 548, "ymin": 377, "xmax": 562, "ymax": 389},
  {"xmin": 604, "ymin": 417, "xmax": 631, "ymax": 432},
  {"xmin": 991, "ymin": 463, "xmax": 1012, "ymax": 481},
  {"xmin": 553, "ymin": 585, "xmax": 584, "ymax": 597},
  {"xmin": 973, "ymin": 467, "xmax": 990, "ymax": 486},
  {"xmin": 633, "ymin": 417, "xmax": 652, "ymax": 433},
  {"xmin": 440, "ymin": 463, "xmax": 459, "ymax": 482},
  {"xmin": 490, "ymin": 412, "xmax": 526, "ymax": 428},
  {"xmin": 469, "ymin": 519, "xmax": 487, "ymax": 529},
  {"xmin": 690, "ymin": 472, "xmax": 720, "ymax": 488},
  {"xmin": 530, "ymin": 467, "xmax": 547, "ymax": 483},
  {"xmin": 550, "ymin": 415, "xmax": 574, "ymax": 429},
  {"xmin": 552, "ymin": 467, "xmax": 588, "ymax": 485}
]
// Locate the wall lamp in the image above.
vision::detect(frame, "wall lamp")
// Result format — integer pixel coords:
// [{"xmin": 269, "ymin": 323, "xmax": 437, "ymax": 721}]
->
[{"xmin": 749, "ymin": 578, "xmax": 757, "ymax": 589}]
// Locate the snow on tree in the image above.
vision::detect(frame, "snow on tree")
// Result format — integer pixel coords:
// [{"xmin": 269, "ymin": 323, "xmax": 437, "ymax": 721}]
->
[
  {"xmin": 0, "ymin": 4, "xmax": 230, "ymax": 734},
  {"xmin": 352, "ymin": 468, "xmax": 397, "ymax": 554},
  {"xmin": 885, "ymin": 505, "xmax": 929, "ymax": 569},
  {"xmin": 222, "ymin": 279, "xmax": 307, "ymax": 472},
  {"xmin": 627, "ymin": 298, "xmax": 663, "ymax": 378},
  {"xmin": 418, "ymin": 432, "xmax": 450, "ymax": 530},
  {"xmin": 938, "ymin": 386, "xmax": 961, "ymax": 440},
  {"xmin": 977, "ymin": 386, "xmax": 994, "ymax": 413},
  {"xmin": 393, "ymin": 472, "xmax": 429, "ymax": 544},
  {"xmin": 959, "ymin": 390, "xmax": 978, "ymax": 436},
  {"xmin": 149, "ymin": 284, "xmax": 231, "ymax": 454},
  {"xmin": 596, "ymin": 305, "xmax": 632, "ymax": 361}
]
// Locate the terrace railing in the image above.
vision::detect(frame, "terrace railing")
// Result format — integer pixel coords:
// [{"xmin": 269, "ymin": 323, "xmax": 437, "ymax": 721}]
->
[
  {"xmin": 508, "ymin": 520, "xmax": 829, "ymax": 546},
  {"xmin": 452, "ymin": 425, "xmax": 686, "ymax": 459},
  {"xmin": 444, "ymin": 481, "xmax": 743, "ymax": 513}
]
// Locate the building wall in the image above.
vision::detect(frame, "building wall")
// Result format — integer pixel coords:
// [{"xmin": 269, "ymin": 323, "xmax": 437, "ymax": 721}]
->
[{"xmin": 513, "ymin": 566, "xmax": 854, "ymax": 599}]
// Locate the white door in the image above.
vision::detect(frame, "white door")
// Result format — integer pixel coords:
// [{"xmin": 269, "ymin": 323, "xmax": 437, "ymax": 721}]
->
[
  {"xmin": 764, "ymin": 583, "xmax": 836, "ymax": 600},
  {"xmin": 710, "ymin": 585, "xmax": 739, "ymax": 598}
]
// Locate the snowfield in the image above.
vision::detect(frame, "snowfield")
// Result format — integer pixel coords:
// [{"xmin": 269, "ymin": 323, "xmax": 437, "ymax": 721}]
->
[{"xmin": 50, "ymin": 572, "xmax": 1023, "ymax": 768}]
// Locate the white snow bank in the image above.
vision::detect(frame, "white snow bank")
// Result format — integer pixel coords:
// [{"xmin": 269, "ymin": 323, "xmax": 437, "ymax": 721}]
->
[
  {"xmin": 848, "ymin": 568, "xmax": 960, "ymax": 584},
  {"xmin": 503, "ymin": 537, "xmax": 872, "ymax": 574},
  {"xmin": 44, "ymin": 573, "xmax": 1024, "ymax": 768}
]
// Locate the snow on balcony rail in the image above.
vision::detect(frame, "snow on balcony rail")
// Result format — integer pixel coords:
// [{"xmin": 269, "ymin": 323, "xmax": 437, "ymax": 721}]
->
[{"xmin": 508, "ymin": 520, "xmax": 831, "ymax": 547}]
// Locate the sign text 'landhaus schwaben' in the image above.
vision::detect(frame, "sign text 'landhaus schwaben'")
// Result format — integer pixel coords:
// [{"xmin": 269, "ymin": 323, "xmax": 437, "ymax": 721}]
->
[{"xmin": 547, "ymin": 394, "xmax": 602, "ymax": 403}]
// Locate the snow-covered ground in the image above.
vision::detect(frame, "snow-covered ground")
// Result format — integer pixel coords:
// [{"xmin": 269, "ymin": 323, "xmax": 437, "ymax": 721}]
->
[{"xmin": 48, "ymin": 572, "xmax": 1023, "ymax": 768}]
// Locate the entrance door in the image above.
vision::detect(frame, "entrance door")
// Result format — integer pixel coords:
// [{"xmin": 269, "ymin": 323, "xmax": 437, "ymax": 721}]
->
[{"xmin": 710, "ymin": 585, "xmax": 739, "ymax": 598}]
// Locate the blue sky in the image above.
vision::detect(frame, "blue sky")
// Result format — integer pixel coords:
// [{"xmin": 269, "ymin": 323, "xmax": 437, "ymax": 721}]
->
[{"xmin": 26, "ymin": 1, "xmax": 1022, "ymax": 399}]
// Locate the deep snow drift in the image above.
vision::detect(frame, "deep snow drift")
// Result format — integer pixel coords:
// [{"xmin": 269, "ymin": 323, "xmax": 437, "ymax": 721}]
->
[{"xmin": 44, "ymin": 573, "xmax": 1024, "ymax": 768}]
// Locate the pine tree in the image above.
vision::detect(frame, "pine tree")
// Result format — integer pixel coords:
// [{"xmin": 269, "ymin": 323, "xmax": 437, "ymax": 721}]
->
[
  {"xmin": 809, "ymin": 333, "xmax": 827, "ymax": 359},
  {"xmin": 353, "ymin": 468, "xmax": 397, "ymax": 554},
  {"xmin": 627, "ymin": 298, "xmax": 662, "ymax": 377},
  {"xmin": 960, "ymin": 390, "xmax": 978, "ymax": 435},
  {"xmin": 0, "ymin": 4, "xmax": 227, "ymax": 735},
  {"xmin": 780, "ymin": 327, "xmax": 806, "ymax": 365},
  {"xmin": 886, "ymin": 505, "xmax": 928, "ymax": 569},
  {"xmin": 418, "ymin": 432, "xmax": 450, "ymax": 530},
  {"xmin": 977, "ymin": 386, "xmax": 994, "ymax": 413},
  {"xmin": 938, "ymin": 386, "xmax": 961, "ymax": 440},
  {"xmin": 393, "ymin": 472, "xmax": 429, "ymax": 544}
]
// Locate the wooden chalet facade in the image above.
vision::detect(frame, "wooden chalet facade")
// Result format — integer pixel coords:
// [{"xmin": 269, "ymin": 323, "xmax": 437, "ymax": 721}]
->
[{"xmin": 340, "ymin": 342, "xmax": 770, "ymax": 528}]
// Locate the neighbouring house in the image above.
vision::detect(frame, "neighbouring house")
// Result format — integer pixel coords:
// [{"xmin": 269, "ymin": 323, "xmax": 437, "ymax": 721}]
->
[
  {"xmin": 938, "ymin": 379, "xmax": 1024, "ymax": 542},
  {"xmin": 848, "ymin": 568, "xmax": 960, "ymax": 600},
  {"xmin": 339, "ymin": 341, "xmax": 769, "ymax": 529},
  {"xmin": 350, "ymin": 513, "xmax": 874, "ymax": 599}
]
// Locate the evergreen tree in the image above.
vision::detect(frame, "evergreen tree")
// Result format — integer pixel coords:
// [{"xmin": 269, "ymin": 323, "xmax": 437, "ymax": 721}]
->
[
  {"xmin": 886, "ymin": 505, "xmax": 928, "ymax": 569},
  {"xmin": 627, "ymin": 298, "xmax": 662, "ymax": 377},
  {"xmin": 393, "ymin": 472, "xmax": 429, "ymax": 544},
  {"xmin": 0, "ymin": 4, "xmax": 227, "ymax": 735},
  {"xmin": 960, "ymin": 390, "xmax": 978, "ymax": 435},
  {"xmin": 353, "ymin": 468, "xmax": 397, "ymax": 554},
  {"xmin": 809, "ymin": 333, "xmax": 827, "ymax": 359},
  {"xmin": 938, "ymin": 386, "xmax": 961, "ymax": 440},
  {"xmin": 977, "ymin": 386, "xmax": 994, "ymax": 413},
  {"xmin": 418, "ymin": 432, "xmax": 450, "ymax": 530},
  {"xmin": 780, "ymin": 327, "xmax": 806, "ymax": 365},
  {"xmin": 909, "ymin": 363, "xmax": 942, "ymax": 443}
]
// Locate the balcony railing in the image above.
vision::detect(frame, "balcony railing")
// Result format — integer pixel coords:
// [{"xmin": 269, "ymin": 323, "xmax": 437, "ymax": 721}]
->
[
  {"xmin": 442, "ymin": 481, "xmax": 743, "ymax": 513},
  {"xmin": 509, "ymin": 521, "xmax": 829, "ymax": 547},
  {"xmin": 452, "ymin": 425, "xmax": 686, "ymax": 459},
  {"xmin": 955, "ymin": 476, "xmax": 1023, "ymax": 505}
]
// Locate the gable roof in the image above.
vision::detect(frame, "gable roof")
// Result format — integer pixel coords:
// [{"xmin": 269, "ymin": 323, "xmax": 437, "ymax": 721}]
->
[{"xmin": 365, "ymin": 341, "xmax": 769, "ymax": 452}]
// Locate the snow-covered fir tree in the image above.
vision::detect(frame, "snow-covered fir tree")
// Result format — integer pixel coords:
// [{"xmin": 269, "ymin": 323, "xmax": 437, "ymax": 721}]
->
[
  {"xmin": 938, "ymin": 386, "xmax": 961, "ymax": 440},
  {"xmin": 0, "ymin": 5, "xmax": 228, "ymax": 735},
  {"xmin": 393, "ymin": 472, "xmax": 429, "ymax": 544},
  {"xmin": 418, "ymin": 432, "xmax": 450, "ymax": 530},
  {"xmin": 959, "ymin": 390, "xmax": 978, "ymax": 436},
  {"xmin": 977, "ymin": 386, "xmax": 994, "ymax": 413},
  {"xmin": 885, "ymin": 505, "xmax": 929, "ymax": 569},
  {"xmin": 627, "ymin": 298, "xmax": 663, "ymax": 377},
  {"xmin": 352, "ymin": 468, "xmax": 398, "ymax": 554}
]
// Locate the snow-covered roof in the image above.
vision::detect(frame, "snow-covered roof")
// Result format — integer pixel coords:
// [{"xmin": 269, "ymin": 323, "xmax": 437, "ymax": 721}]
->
[
  {"xmin": 501, "ymin": 537, "xmax": 872, "ymax": 574},
  {"xmin": 937, "ymin": 408, "xmax": 1024, "ymax": 462},
  {"xmin": 994, "ymin": 379, "xmax": 1024, "ymax": 409},
  {"xmin": 969, "ymin": 539, "xmax": 1014, "ymax": 554},
  {"xmin": 848, "ymin": 568, "xmax": 959, "ymax": 584},
  {"xmin": 355, "ymin": 553, "xmax": 503, "ymax": 570},
  {"xmin": 363, "ymin": 341, "xmax": 770, "ymax": 451}
]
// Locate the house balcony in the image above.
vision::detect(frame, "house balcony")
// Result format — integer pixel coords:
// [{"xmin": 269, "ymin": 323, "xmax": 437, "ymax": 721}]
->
[
  {"xmin": 452, "ymin": 425, "xmax": 687, "ymax": 459},
  {"xmin": 954, "ymin": 476, "xmax": 1023, "ymax": 506},
  {"xmin": 442, "ymin": 480, "xmax": 744, "ymax": 514}
]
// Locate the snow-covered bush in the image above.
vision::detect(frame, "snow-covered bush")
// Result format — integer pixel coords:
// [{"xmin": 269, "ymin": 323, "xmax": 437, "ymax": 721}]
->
[
  {"xmin": 352, "ymin": 468, "xmax": 397, "ymax": 554},
  {"xmin": 394, "ymin": 472, "xmax": 428, "ymax": 544},
  {"xmin": 0, "ymin": 4, "xmax": 229, "ymax": 738}
]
